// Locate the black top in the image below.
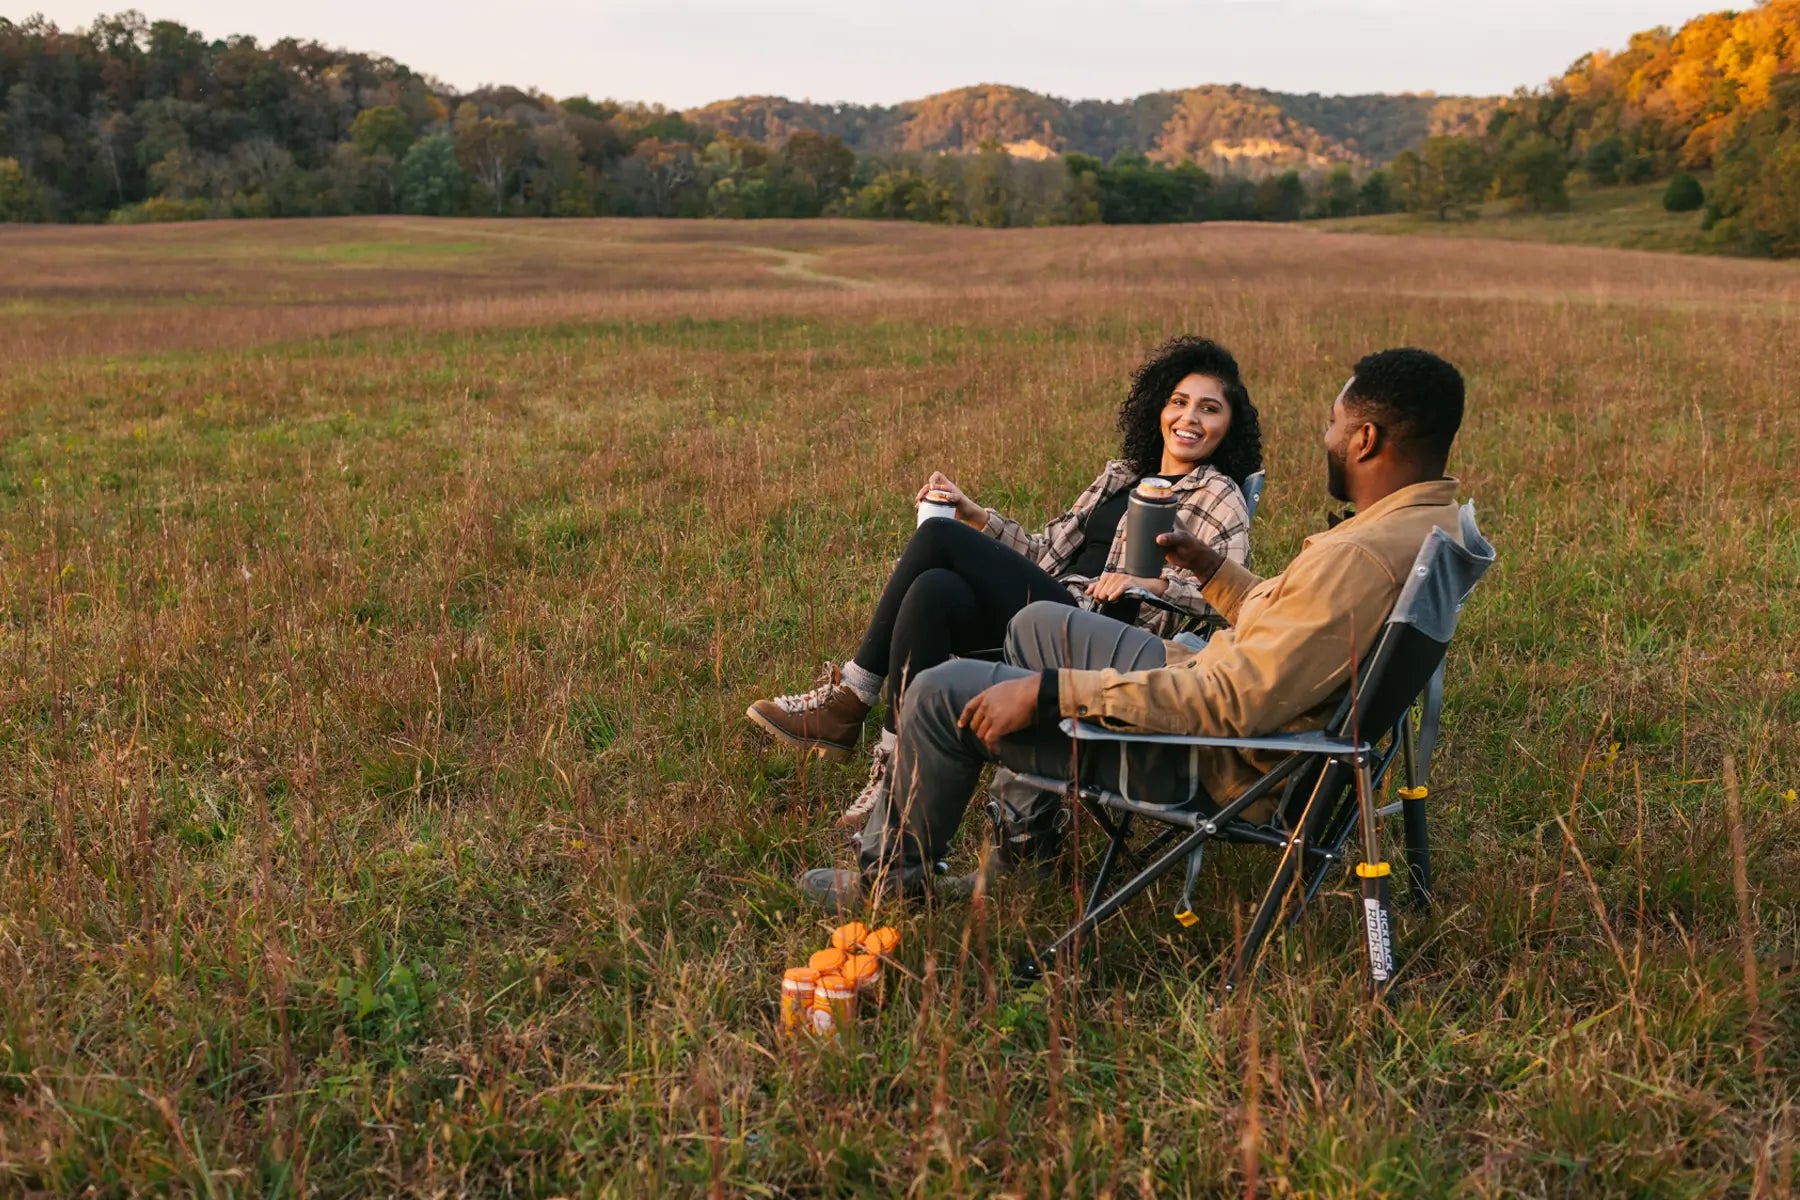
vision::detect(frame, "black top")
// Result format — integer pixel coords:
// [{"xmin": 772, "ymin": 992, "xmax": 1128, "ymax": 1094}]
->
[{"xmin": 1069, "ymin": 475, "xmax": 1154, "ymax": 578}]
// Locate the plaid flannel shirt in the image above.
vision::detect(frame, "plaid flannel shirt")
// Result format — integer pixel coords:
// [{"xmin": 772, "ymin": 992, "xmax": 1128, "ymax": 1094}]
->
[{"xmin": 980, "ymin": 460, "xmax": 1252, "ymax": 637}]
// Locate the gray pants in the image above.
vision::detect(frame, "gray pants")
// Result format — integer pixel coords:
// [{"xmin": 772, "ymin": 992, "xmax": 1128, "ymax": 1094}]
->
[{"xmin": 857, "ymin": 601, "xmax": 1215, "ymax": 876}]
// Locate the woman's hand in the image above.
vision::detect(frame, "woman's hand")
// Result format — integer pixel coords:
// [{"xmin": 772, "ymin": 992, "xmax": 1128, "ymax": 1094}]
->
[
  {"xmin": 1087, "ymin": 572, "xmax": 1167, "ymax": 603},
  {"xmin": 918, "ymin": 471, "xmax": 986, "ymax": 526}
]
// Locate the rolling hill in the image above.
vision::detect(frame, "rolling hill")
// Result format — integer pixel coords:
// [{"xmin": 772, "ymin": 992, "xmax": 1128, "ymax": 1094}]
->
[{"xmin": 689, "ymin": 84, "xmax": 1499, "ymax": 172}]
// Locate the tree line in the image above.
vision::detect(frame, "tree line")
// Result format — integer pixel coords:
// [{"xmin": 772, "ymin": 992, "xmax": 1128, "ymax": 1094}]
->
[
  {"xmin": 1382, "ymin": 0, "xmax": 1800, "ymax": 255},
  {"xmin": 0, "ymin": 12, "xmax": 1409, "ymax": 228},
  {"xmin": 3, "ymin": 5, "xmax": 1797, "ymax": 255}
]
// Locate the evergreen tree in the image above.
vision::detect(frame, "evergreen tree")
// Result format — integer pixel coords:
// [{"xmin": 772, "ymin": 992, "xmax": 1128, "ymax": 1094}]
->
[
  {"xmin": 1662, "ymin": 172, "xmax": 1704, "ymax": 212},
  {"xmin": 400, "ymin": 134, "xmax": 467, "ymax": 215}
]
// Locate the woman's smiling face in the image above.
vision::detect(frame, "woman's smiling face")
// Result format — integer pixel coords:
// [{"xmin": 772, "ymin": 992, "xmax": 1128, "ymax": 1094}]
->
[{"xmin": 1159, "ymin": 373, "xmax": 1232, "ymax": 473}]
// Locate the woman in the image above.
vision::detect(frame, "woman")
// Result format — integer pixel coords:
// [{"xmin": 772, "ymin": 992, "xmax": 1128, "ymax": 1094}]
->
[{"xmin": 747, "ymin": 335, "xmax": 1263, "ymax": 826}]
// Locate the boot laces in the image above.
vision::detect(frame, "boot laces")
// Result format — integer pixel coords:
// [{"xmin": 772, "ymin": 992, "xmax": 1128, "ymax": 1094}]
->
[
  {"xmin": 772, "ymin": 663, "xmax": 844, "ymax": 714},
  {"xmin": 840, "ymin": 744, "xmax": 893, "ymax": 825}
]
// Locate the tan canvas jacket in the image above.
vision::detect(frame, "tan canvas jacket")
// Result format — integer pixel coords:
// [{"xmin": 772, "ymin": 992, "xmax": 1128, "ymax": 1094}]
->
[
  {"xmin": 1057, "ymin": 477, "xmax": 1465, "ymax": 817},
  {"xmin": 981, "ymin": 460, "xmax": 1251, "ymax": 637}
]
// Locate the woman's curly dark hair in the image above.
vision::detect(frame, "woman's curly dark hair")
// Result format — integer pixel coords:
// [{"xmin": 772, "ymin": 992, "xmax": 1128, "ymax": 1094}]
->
[{"xmin": 1117, "ymin": 336, "xmax": 1264, "ymax": 490}]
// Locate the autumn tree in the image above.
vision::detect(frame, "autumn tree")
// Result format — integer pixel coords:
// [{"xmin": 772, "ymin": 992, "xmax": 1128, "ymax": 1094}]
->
[
  {"xmin": 1255, "ymin": 170, "xmax": 1305, "ymax": 221},
  {"xmin": 455, "ymin": 108, "xmax": 527, "ymax": 215},
  {"xmin": 350, "ymin": 105, "xmax": 414, "ymax": 159},
  {"xmin": 1314, "ymin": 164, "xmax": 1359, "ymax": 218},
  {"xmin": 0, "ymin": 155, "xmax": 40, "ymax": 219},
  {"xmin": 775, "ymin": 131, "xmax": 854, "ymax": 214},
  {"xmin": 1495, "ymin": 134, "xmax": 1570, "ymax": 212},
  {"xmin": 1394, "ymin": 137, "xmax": 1492, "ymax": 220}
]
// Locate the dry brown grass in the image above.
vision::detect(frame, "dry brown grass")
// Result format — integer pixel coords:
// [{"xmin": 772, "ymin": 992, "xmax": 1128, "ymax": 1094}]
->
[{"xmin": 0, "ymin": 217, "xmax": 1795, "ymax": 1196}]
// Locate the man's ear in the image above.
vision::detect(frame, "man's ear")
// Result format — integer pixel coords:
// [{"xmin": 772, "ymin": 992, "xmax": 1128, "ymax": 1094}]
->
[{"xmin": 1352, "ymin": 419, "xmax": 1382, "ymax": 463}]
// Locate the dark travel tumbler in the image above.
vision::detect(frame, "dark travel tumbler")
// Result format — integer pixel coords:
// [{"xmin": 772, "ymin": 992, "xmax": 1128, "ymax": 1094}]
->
[{"xmin": 1122, "ymin": 478, "xmax": 1177, "ymax": 577}]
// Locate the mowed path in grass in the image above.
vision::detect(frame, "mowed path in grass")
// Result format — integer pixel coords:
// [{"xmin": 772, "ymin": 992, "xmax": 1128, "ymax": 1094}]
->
[{"xmin": 0, "ymin": 218, "xmax": 1796, "ymax": 1195}]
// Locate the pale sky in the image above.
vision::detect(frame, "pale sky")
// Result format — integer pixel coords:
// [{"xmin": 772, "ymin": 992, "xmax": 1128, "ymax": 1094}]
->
[{"xmin": 24, "ymin": 0, "xmax": 1723, "ymax": 107}]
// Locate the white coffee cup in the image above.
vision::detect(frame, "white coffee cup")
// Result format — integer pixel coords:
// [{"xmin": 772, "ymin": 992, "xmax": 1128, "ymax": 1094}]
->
[{"xmin": 917, "ymin": 489, "xmax": 957, "ymax": 526}]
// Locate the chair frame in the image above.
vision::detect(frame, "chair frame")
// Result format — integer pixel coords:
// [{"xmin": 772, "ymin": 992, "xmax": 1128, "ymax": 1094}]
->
[{"xmin": 1012, "ymin": 505, "xmax": 1491, "ymax": 994}]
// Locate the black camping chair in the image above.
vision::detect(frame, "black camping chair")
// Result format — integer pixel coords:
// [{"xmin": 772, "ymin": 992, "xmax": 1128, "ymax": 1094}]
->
[{"xmin": 1010, "ymin": 502, "xmax": 1495, "ymax": 993}]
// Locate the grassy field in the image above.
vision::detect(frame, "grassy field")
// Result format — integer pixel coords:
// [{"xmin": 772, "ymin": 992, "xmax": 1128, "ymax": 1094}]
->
[
  {"xmin": 1, "ymin": 216, "xmax": 1796, "ymax": 1197},
  {"xmin": 1317, "ymin": 181, "xmax": 1717, "ymax": 256}
]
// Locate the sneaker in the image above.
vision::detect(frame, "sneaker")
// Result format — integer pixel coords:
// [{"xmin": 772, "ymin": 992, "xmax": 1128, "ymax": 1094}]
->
[
  {"xmin": 836, "ymin": 743, "xmax": 892, "ymax": 829},
  {"xmin": 797, "ymin": 868, "xmax": 870, "ymax": 913},
  {"xmin": 797, "ymin": 864, "xmax": 928, "ymax": 913},
  {"xmin": 939, "ymin": 799, "xmax": 1066, "ymax": 896},
  {"xmin": 745, "ymin": 664, "xmax": 870, "ymax": 762}
]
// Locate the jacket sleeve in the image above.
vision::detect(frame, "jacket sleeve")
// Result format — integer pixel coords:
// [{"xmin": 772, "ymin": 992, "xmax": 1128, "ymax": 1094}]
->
[
  {"xmin": 1058, "ymin": 541, "xmax": 1399, "ymax": 737},
  {"xmin": 1197, "ymin": 559, "xmax": 1263, "ymax": 628},
  {"xmin": 983, "ymin": 470, "xmax": 1106, "ymax": 573},
  {"xmin": 1159, "ymin": 479, "xmax": 1252, "ymax": 620},
  {"xmin": 981, "ymin": 506, "xmax": 1046, "ymax": 561}
]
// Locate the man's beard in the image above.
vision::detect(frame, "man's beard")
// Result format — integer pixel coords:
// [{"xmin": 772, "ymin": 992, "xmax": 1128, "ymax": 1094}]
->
[{"xmin": 1326, "ymin": 444, "xmax": 1348, "ymax": 502}]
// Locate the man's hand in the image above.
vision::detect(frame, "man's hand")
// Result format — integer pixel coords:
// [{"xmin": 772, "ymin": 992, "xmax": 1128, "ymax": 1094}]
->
[
  {"xmin": 1156, "ymin": 529, "xmax": 1224, "ymax": 582},
  {"xmin": 958, "ymin": 675, "xmax": 1043, "ymax": 753},
  {"xmin": 1086, "ymin": 572, "xmax": 1167, "ymax": 603}
]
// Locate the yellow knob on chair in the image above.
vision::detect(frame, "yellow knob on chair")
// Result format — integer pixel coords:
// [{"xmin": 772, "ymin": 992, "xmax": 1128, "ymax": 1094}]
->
[{"xmin": 1397, "ymin": 786, "xmax": 1428, "ymax": 800}]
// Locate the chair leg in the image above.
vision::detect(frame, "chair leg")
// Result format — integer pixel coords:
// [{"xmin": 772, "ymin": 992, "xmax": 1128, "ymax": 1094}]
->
[
  {"xmin": 1398, "ymin": 709, "xmax": 1432, "ymax": 909},
  {"xmin": 1084, "ymin": 813, "xmax": 1133, "ymax": 919},
  {"xmin": 1226, "ymin": 836, "xmax": 1301, "ymax": 992},
  {"xmin": 1402, "ymin": 795, "xmax": 1432, "ymax": 909},
  {"xmin": 1234, "ymin": 763, "xmax": 1351, "ymax": 990},
  {"xmin": 1016, "ymin": 823, "xmax": 1211, "ymax": 982}
]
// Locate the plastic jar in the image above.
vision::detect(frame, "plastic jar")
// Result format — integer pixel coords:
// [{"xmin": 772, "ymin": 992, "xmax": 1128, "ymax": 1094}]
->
[
  {"xmin": 841, "ymin": 953, "xmax": 883, "ymax": 1007},
  {"xmin": 808, "ymin": 947, "xmax": 848, "ymax": 976},
  {"xmin": 780, "ymin": 967, "xmax": 820, "ymax": 1035},
  {"xmin": 808, "ymin": 974, "xmax": 858, "ymax": 1042}
]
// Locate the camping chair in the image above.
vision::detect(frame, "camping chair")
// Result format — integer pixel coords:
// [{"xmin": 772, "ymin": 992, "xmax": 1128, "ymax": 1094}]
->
[{"xmin": 1011, "ymin": 501, "xmax": 1494, "ymax": 993}]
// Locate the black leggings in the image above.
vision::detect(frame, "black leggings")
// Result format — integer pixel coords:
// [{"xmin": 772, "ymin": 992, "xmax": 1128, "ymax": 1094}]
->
[{"xmin": 853, "ymin": 517, "xmax": 1078, "ymax": 730}]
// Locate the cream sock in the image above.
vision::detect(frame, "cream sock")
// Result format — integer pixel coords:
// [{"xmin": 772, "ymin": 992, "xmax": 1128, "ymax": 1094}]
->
[{"xmin": 840, "ymin": 660, "xmax": 884, "ymax": 706}]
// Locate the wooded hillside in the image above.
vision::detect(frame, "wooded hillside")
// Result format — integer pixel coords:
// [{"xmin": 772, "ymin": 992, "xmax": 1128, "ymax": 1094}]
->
[
  {"xmin": 691, "ymin": 85, "xmax": 1494, "ymax": 170},
  {"xmin": 2, "ymin": 4, "xmax": 1797, "ymax": 256}
]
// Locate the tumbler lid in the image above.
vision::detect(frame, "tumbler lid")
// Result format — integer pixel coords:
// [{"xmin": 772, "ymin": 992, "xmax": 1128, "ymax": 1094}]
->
[{"xmin": 1136, "ymin": 478, "xmax": 1174, "ymax": 500}]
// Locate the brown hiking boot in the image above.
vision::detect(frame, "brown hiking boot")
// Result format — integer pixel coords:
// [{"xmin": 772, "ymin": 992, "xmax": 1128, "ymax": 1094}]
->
[{"xmin": 746, "ymin": 664, "xmax": 870, "ymax": 761}]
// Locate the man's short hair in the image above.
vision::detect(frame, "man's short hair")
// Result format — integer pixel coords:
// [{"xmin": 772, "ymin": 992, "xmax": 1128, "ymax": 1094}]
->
[{"xmin": 1344, "ymin": 348, "xmax": 1465, "ymax": 462}]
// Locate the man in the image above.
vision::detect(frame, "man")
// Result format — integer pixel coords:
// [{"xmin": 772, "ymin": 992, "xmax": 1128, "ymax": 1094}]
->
[{"xmin": 800, "ymin": 347, "xmax": 1471, "ymax": 908}]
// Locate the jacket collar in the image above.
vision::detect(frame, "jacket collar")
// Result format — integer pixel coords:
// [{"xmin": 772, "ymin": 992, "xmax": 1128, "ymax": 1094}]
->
[
  {"xmin": 1103, "ymin": 459, "xmax": 1222, "ymax": 493},
  {"xmin": 1310, "ymin": 477, "xmax": 1460, "ymax": 543}
]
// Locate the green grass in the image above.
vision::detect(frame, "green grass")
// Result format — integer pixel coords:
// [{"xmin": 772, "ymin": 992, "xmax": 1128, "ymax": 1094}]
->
[
  {"xmin": 0, "ymin": 218, "xmax": 1795, "ymax": 1196},
  {"xmin": 287, "ymin": 240, "xmax": 492, "ymax": 265},
  {"xmin": 1318, "ymin": 181, "xmax": 1718, "ymax": 254}
]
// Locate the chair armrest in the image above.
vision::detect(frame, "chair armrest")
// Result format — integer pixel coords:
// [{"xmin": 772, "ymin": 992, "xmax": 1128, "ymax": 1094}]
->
[
  {"xmin": 1122, "ymin": 586, "xmax": 1189, "ymax": 617},
  {"xmin": 1060, "ymin": 719, "xmax": 1366, "ymax": 756},
  {"xmin": 1121, "ymin": 587, "xmax": 1225, "ymax": 638}
]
